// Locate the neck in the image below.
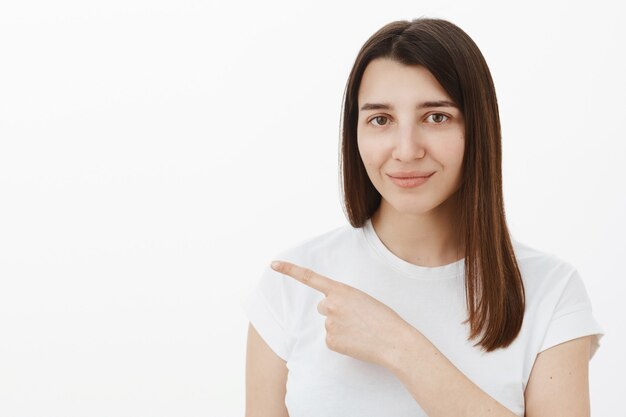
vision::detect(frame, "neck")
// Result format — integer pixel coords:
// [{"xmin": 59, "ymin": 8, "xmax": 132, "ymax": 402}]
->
[{"xmin": 371, "ymin": 193, "xmax": 464, "ymax": 267}]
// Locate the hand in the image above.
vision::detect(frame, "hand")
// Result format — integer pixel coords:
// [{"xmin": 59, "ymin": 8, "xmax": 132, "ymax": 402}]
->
[{"xmin": 270, "ymin": 260, "xmax": 413, "ymax": 368}]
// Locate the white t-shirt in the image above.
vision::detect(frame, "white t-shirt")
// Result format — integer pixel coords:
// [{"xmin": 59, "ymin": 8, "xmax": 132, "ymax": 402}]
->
[{"xmin": 241, "ymin": 218, "xmax": 604, "ymax": 416}]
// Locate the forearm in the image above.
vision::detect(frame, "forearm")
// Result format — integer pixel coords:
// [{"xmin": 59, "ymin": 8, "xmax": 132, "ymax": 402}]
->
[{"xmin": 384, "ymin": 326, "xmax": 517, "ymax": 417}]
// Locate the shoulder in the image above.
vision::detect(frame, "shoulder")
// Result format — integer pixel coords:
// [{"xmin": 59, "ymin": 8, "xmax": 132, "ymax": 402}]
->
[
  {"xmin": 510, "ymin": 237, "xmax": 599, "ymax": 336},
  {"xmin": 509, "ymin": 239, "xmax": 604, "ymax": 369},
  {"xmin": 272, "ymin": 222, "xmax": 362, "ymax": 266},
  {"xmin": 510, "ymin": 237, "xmax": 574, "ymax": 272},
  {"xmin": 508, "ymin": 237, "xmax": 598, "ymax": 323},
  {"xmin": 267, "ymin": 222, "xmax": 367, "ymax": 296},
  {"xmin": 509, "ymin": 237, "xmax": 579, "ymax": 292}
]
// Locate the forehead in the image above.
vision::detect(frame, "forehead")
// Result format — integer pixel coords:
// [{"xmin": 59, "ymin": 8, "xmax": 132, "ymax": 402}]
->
[{"xmin": 358, "ymin": 58, "xmax": 452, "ymax": 105}]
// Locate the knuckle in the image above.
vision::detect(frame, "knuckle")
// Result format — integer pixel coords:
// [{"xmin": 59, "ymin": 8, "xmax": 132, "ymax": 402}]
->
[
  {"xmin": 317, "ymin": 300, "xmax": 325, "ymax": 314},
  {"xmin": 325, "ymin": 296, "xmax": 337, "ymax": 310}
]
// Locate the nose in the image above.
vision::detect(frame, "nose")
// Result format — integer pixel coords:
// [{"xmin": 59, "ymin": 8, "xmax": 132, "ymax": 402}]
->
[{"xmin": 391, "ymin": 122, "xmax": 426, "ymax": 161}]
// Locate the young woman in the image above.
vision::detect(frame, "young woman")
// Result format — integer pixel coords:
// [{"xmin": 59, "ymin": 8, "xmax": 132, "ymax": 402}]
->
[{"xmin": 243, "ymin": 17, "xmax": 604, "ymax": 417}]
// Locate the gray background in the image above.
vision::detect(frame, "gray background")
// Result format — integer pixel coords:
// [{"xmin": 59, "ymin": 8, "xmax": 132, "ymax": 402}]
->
[{"xmin": 0, "ymin": 0, "xmax": 623, "ymax": 415}]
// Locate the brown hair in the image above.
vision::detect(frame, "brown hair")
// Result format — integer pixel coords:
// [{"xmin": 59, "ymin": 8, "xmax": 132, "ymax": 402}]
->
[{"xmin": 339, "ymin": 17, "xmax": 525, "ymax": 351}]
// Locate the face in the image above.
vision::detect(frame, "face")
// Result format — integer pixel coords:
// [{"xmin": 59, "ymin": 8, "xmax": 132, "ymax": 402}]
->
[{"xmin": 356, "ymin": 58, "xmax": 465, "ymax": 216}]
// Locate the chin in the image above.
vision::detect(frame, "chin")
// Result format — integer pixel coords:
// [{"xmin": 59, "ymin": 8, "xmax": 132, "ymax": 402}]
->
[{"xmin": 386, "ymin": 198, "xmax": 439, "ymax": 216}]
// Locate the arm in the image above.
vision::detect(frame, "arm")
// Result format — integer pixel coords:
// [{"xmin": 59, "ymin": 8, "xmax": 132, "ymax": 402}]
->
[
  {"xmin": 524, "ymin": 335, "xmax": 592, "ymax": 417},
  {"xmin": 245, "ymin": 323, "xmax": 290, "ymax": 417},
  {"xmin": 267, "ymin": 261, "xmax": 594, "ymax": 415},
  {"xmin": 384, "ymin": 327, "xmax": 516, "ymax": 416},
  {"xmin": 385, "ymin": 328, "xmax": 593, "ymax": 417}
]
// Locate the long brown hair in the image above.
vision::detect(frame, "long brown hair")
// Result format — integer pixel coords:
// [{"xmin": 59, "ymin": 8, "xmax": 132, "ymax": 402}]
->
[{"xmin": 339, "ymin": 17, "xmax": 525, "ymax": 352}]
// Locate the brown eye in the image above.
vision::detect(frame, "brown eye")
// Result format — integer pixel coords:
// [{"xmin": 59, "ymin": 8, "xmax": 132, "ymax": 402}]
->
[
  {"xmin": 370, "ymin": 116, "xmax": 389, "ymax": 126},
  {"xmin": 427, "ymin": 113, "xmax": 449, "ymax": 124}
]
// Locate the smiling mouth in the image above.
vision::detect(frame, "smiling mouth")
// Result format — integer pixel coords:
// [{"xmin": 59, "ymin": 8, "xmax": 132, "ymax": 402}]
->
[
  {"xmin": 387, "ymin": 173, "xmax": 434, "ymax": 188},
  {"xmin": 387, "ymin": 172, "xmax": 435, "ymax": 179}
]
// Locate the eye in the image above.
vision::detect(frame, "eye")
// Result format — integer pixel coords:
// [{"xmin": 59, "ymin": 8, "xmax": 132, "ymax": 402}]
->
[
  {"xmin": 426, "ymin": 113, "xmax": 449, "ymax": 124},
  {"xmin": 368, "ymin": 115, "xmax": 390, "ymax": 127}
]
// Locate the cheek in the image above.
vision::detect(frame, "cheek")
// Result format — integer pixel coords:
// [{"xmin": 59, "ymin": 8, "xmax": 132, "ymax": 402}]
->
[
  {"xmin": 452, "ymin": 138, "xmax": 465, "ymax": 165},
  {"xmin": 359, "ymin": 146, "xmax": 387, "ymax": 177},
  {"xmin": 357, "ymin": 136, "xmax": 378, "ymax": 169},
  {"xmin": 437, "ymin": 136, "xmax": 465, "ymax": 167}
]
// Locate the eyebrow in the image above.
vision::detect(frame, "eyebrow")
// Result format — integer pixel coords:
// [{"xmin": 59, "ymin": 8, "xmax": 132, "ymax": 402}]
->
[{"xmin": 359, "ymin": 100, "xmax": 457, "ymax": 111}]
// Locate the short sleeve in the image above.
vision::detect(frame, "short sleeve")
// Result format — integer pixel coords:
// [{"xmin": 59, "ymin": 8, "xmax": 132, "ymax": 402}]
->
[
  {"xmin": 241, "ymin": 264, "xmax": 295, "ymax": 362},
  {"xmin": 538, "ymin": 269, "xmax": 604, "ymax": 360}
]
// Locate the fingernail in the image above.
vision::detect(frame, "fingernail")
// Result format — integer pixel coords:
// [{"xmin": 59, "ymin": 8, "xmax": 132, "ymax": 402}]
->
[{"xmin": 271, "ymin": 261, "xmax": 281, "ymax": 270}]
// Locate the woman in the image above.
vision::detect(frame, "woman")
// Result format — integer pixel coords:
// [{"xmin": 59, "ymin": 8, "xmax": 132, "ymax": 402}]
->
[{"xmin": 243, "ymin": 17, "xmax": 604, "ymax": 417}]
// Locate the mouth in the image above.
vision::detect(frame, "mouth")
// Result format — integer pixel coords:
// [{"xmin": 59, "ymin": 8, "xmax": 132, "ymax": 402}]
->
[
  {"xmin": 387, "ymin": 172, "xmax": 434, "ymax": 188},
  {"xmin": 387, "ymin": 172, "xmax": 435, "ymax": 179}
]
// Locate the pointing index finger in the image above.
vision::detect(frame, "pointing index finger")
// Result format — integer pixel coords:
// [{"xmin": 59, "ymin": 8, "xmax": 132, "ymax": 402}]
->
[{"xmin": 271, "ymin": 260, "xmax": 335, "ymax": 295}]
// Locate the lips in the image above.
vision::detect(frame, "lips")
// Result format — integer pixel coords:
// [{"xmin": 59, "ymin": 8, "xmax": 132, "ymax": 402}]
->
[{"xmin": 387, "ymin": 171, "xmax": 435, "ymax": 179}]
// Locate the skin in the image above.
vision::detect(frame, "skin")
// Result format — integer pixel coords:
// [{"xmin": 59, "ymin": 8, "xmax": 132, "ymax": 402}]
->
[
  {"xmin": 263, "ymin": 58, "xmax": 593, "ymax": 416},
  {"xmin": 269, "ymin": 260, "xmax": 592, "ymax": 416},
  {"xmin": 357, "ymin": 57, "xmax": 466, "ymax": 267}
]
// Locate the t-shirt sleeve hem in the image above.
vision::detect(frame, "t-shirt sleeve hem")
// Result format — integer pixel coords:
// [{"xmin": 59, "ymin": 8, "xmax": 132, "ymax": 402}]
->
[
  {"xmin": 538, "ymin": 306, "xmax": 604, "ymax": 360},
  {"xmin": 242, "ymin": 287, "xmax": 292, "ymax": 362}
]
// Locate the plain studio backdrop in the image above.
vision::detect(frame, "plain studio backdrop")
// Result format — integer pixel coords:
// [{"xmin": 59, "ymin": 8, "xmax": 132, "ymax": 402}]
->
[{"xmin": 0, "ymin": 0, "xmax": 624, "ymax": 416}]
